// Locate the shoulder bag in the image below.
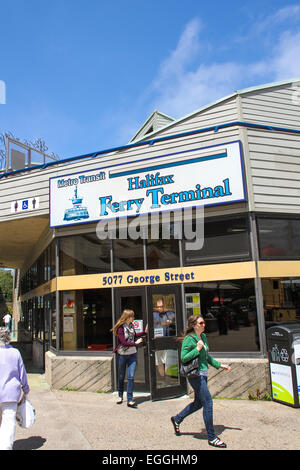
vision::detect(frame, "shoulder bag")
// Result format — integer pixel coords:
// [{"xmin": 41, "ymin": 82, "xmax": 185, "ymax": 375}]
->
[{"xmin": 179, "ymin": 336, "xmax": 200, "ymax": 378}]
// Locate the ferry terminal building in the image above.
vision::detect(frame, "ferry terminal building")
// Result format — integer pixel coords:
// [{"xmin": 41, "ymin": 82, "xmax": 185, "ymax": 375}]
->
[{"xmin": 1, "ymin": 78, "xmax": 300, "ymax": 401}]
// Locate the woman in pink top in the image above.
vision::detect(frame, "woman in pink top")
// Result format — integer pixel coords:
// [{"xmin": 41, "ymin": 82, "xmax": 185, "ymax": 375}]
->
[{"xmin": 0, "ymin": 327, "xmax": 30, "ymax": 450}]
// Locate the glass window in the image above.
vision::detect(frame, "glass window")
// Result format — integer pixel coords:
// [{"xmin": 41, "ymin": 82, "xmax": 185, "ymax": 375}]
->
[
  {"xmin": 184, "ymin": 215, "xmax": 250, "ymax": 265},
  {"xmin": 155, "ymin": 348, "xmax": 180, "ymax": 389},
  {"xmin": 60, "ymin": 289, "xmax": 112, "ymax": 351},
  {"xmin": 146, "ymin": 223, "xmax": 180, "ymax": 269},
  {"xmin": 262, "ymin": 278, "xmax": 300, "ymax": 329},
  {"xmin": 50, "ymin": 241, "xmax": 56, "ymax": 279},
  {"xmin": 33, "ymin": 296, "xmax": 44, "ymax": 341},
  {"xmin": 113, "ymin": 238, "xmax": 145, "ymax": 272},
  {"xmin": 60, "ymin": 234, "xmax": 111, "ymax": 275},
  {"xmin": 50, "ymin": 293, "xmax": 57, "ymax": 349},
  {"xmin": 152, "ymin": 294, "xmax": 177, "ymax": 338},
  {"xmin": 257, "ymin": 217, "xmax": 300, "ymax": 259},
  {"xmin": 184, "ymin": 279, "xmax": 259, "ymax": 352}
]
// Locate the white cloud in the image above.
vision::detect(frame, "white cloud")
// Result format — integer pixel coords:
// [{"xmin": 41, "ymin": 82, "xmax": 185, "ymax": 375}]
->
[
  {"xmin": 148, "ymin": 12, "xmax": 300, "ymax": 118},
  {"xmin": 154, "ymin": 18, "xmax": 203, "ymax": 83},
  {"xmin": 271, "ymin": 30, "xmax": 300, "ymax": 80}
]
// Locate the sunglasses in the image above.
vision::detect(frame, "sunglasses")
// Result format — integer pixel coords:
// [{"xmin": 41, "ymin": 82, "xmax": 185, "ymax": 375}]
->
[{"xmin": 198, "ymin": 321, "xmax": 205, "ymax": 325}]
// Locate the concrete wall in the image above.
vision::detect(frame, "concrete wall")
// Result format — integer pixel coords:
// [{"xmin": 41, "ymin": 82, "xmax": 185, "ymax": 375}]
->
[
  {"xmin": 45, "ymin": 352, "xmax": 270, "ymax": 399},
  {"xmin": 186, "ymin": 358, "xmax": 271, "ymax": 399},
  {"xmin": 45, "ymin": 351, "xmax": 113, "ymax": 393}
]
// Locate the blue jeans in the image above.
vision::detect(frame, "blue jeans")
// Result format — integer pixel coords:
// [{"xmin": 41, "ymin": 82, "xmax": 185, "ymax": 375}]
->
[
  {"xmin": 117, "ymin": 353, "xmax": 137, "ymax": 402},
  {"xmin": 174, "ymin": 375, "xmax": 217, "ymax": 441}
]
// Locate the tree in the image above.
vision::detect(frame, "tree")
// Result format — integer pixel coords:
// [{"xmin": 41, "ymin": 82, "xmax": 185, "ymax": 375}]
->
[{"xmin": 0, "ymin": 269, "xmax": 13, "ymax": 302}]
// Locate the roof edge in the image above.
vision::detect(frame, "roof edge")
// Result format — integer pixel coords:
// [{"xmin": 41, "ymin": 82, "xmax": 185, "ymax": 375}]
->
[
  {"xmin": 130, "ymin": 109, "xmax": 175, "ymax": 142},
  {"xmin": 134, "ymin": 77, "xmax": 300, "ymax": 143}
]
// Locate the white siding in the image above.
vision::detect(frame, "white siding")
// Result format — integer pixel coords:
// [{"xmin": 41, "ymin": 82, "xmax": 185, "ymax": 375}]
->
[
  {"xmin": 241, "ymin": 82, "xmax": 300, "ymax": 130},
  {"xmin": 246, "ymin": 128, "xmax": 300, "ymax": 213}
]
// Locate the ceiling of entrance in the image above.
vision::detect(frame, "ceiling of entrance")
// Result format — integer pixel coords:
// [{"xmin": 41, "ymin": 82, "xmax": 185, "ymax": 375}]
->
[{"xmin": 0, "ymin": 215, "xmax": 49, "ymax": 269}]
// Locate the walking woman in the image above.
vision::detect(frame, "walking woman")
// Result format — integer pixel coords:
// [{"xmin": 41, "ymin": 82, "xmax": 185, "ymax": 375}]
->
[
  {"xmin": 112, "ymin": 309, "xmax": 148, "ymax": 408},
  {"xmin": 171, "ymin": 315, "xmax": 231, "ymax": 448},
  {"xmin": 0, "ymin": 327, "xmax": 30, "ymax": 450}
]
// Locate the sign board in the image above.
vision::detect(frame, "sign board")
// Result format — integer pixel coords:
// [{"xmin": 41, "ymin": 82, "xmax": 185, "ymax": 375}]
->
[
  {"xmin": 63, "ymin": 315, "xmax": 74, "ymax": 333},
  {"xmin": 294, "ymin": 343, "xmax": 300, "ymax": 401},
  {"xmin": 49, "ymin": 141, "xmax": 246, "ymax": 228},
  {"xmin": 132, "ymin": 319, "xmax": 143, "ymax": 333},
  {"xmin": 11, "ymin": 197, "xmax": 39, "ymax": 213},
  {"xmin": 270, "ymin": 363, "xmax": 294, "ymax": 405}
]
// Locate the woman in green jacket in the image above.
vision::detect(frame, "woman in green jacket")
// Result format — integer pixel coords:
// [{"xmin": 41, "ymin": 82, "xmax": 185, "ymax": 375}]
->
[{"xmin": 171, "ymin": 315, "xmax": 231, "ymax": 448}]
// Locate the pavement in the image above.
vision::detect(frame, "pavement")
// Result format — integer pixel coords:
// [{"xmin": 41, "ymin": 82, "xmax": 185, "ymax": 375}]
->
[{"xmin": 11, "ymin": 368, "xmax": 300, "ymax": 452}]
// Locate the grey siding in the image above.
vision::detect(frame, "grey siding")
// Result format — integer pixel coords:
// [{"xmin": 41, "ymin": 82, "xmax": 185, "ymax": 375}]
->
[
  {"xmin": 241, "ymin": 82, "xmax": 300, "ymax": 130},
  {"xmin": 150, "ymin": 96, "xmax": 238, "ymax": 138},
  {"xmin": 246, "ymin": 129, "xmax": 300, "ymax": 213},
  {"xmin": 0, "ymin": 125, "xmax": 242, "ymax": 222}
]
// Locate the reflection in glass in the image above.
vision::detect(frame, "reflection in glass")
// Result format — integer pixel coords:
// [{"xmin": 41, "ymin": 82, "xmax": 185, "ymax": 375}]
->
[
  {"xmin": 113, "ymin": 238, "xmax": 144, "ymax": 272},
  {"xmin": 184, "ymin": 215, "xmax": 250, "ymax": 265},
  {"xmin": 146, "ymin": 222, "xmax": 180, "ymax": 269},
  {"xmin": 82, "ymin": 289, "xmax": 113, "ymax": 350},
  {"xmin": 258, "ymin": 217, "xmax": 300, "ymax": 259},
  {"xmin": 262, "ymin": 277, "xmax": 300, "ymax": 327},
  {"xmin": 155, "ymin": 349, "xmax": 179, "ymax": 388},
  {"xmin": 153, "ymin": 294, "xmax": 176, "ymax": 337},
  {"xmin": 60, "ymin": 234, "xmax": 111, "ymax": 275},
  {"xmin": 184, "ymin": 279, "xmax": 259, "ymax": 352}
]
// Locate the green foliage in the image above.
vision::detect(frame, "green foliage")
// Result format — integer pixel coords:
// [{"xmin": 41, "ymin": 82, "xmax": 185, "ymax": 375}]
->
[
  {"xmin": 248, "ymin": 388, "xmax": 272, "ymax": 401},
  {"xmin": 0, "ymin": 269, "xmax": 13, "ymax": 302}
]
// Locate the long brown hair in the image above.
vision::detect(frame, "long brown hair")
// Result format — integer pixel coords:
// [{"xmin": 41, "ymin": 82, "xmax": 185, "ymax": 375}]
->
[
  {"xmin": 177, "ymin": 314, "xmax": 203, "ymax": 342},
  {"xmin": 111, "ymin": 309, "xmax": 135, "ymax": 336}
]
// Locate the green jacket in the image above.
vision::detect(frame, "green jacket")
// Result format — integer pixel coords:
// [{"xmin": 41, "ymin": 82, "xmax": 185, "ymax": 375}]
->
[{"xmin": 181, "ymin": 333, "xmax": 221, "ymax": 371}]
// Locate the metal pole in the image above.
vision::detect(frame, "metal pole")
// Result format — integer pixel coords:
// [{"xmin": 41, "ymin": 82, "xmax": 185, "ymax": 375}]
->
[
  {"xmin": 5, "ymin": 135, "xmax": 9, "ymax": 171},
  {"xmin": 249, "ymin": 213, "xmax": 267, "ymax": 356},
  {"xmin": 55, "ymin": 238, "xmax": 60, "ymax": 350}
]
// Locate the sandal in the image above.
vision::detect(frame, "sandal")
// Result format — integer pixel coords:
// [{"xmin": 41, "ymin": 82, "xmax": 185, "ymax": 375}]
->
[
  {"xmin": 171, "ymin": 416, "xmax": 181, "ymax": 436},
  {"xmin": 208, "ymin": 437, "xmax": 227, "ymax": 448},
  {"xmin": 127, "ymin": 401, "xmax": 138, "ymax": 408}
]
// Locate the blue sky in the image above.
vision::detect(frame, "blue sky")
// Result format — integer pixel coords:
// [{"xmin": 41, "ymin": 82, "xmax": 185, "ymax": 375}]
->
[{"xmin": 1, "ymin": 0, "xmax": 300, "ymax": 163}]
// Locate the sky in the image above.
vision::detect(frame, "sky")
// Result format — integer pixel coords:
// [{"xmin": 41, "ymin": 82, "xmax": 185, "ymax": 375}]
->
[{"xmin": 1, "ymin": 0, "xmax": 300, "ymax": 163}]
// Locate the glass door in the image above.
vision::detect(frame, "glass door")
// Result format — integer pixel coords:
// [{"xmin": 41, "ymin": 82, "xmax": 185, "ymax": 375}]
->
[
  {"xmin": 147, "ymin": 285, "xmax": 186, "ymax": 400},
  {"xmin": 114, "ymin": 287, "xmax": 149, "ymax": 392}
]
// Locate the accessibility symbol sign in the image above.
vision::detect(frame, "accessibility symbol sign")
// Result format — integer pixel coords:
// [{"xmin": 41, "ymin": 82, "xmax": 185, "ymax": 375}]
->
[{"xmin": 11, "ymin": 197, "xmax": 40, "ymax": 213}]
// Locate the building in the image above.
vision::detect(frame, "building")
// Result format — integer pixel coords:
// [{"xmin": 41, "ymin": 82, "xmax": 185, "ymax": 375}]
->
[{"xmin": 1, "ymin": 78, "xmax": 300, "ymax": 400}]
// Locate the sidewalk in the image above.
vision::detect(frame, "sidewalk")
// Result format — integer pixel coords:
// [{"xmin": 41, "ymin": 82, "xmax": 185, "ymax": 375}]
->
[{"xmin": 13, "ymin": 371, "xmax": 300, "ymax": 451}]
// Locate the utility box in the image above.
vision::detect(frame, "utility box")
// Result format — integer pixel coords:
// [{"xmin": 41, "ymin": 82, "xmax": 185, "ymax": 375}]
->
[{"xmin": 267, "ymin": 324, "xmax": 300, "ymax": 408}]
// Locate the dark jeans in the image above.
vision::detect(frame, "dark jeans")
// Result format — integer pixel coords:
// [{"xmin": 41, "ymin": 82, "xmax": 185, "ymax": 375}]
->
[
  {"xmin": 174, "ymin": 375, "xmax": 217, "ymax": 441},
  {"xmin": 117, "ymin": 353, "xmax": 137, "ymax": 402}
]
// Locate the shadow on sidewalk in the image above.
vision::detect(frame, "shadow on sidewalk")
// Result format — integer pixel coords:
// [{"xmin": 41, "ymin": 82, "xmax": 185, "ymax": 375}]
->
[
  {"xmin": 179, "ymin": 424, "xmax": 243, "ymax": 441},
  {"xmin": 13, "ymin": 436, "xmax": 47, "ymax": 450}
]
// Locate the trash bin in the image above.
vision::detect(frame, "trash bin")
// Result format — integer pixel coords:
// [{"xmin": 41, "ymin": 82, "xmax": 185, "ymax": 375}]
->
[{"xmin": 266, "ymin": 324, "xmax": 300, "ymax": 408}]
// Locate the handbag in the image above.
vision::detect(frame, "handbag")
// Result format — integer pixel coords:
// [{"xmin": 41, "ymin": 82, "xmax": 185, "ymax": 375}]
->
[
  {"xmin": 179, "ymin": 335, "xmax": 200, "ymax": 378},
  {"xmin": 16, "ymin": 397, "xmax": 35, "ymax": 429},
  {"xmin": 179, "ymin": 355, "xmax": 199, "ymax": 377}
]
